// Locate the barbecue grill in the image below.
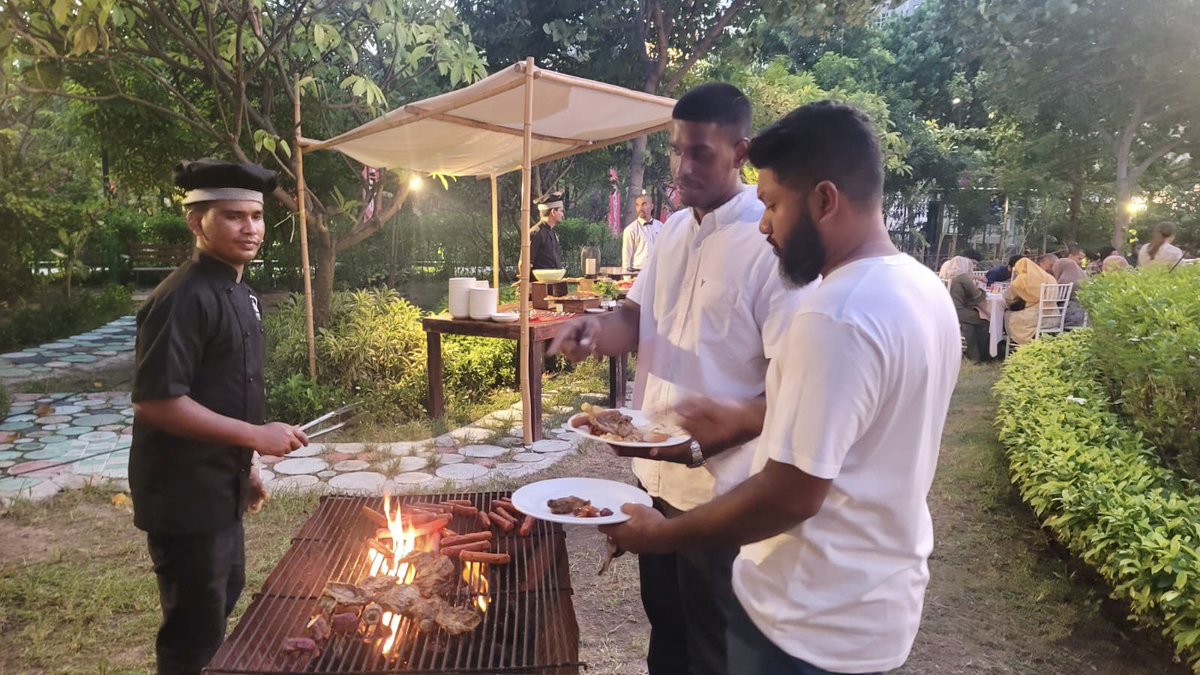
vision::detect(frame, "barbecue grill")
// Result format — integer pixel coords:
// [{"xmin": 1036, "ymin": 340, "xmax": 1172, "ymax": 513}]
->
[{"xmin": 204, "ymin": 492, "xmax": 581, "ymax": 674}]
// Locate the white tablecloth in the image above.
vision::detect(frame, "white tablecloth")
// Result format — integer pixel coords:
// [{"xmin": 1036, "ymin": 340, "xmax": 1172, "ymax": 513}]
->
[{"xmin": 987, "ymin": 293, "xmax": 1007, "ymax": 357}]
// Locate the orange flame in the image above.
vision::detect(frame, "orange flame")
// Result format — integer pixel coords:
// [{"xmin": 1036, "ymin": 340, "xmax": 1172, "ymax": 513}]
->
[{"xmin": 462, "ymin": 562, "xmax": 490, "ymax": 613}]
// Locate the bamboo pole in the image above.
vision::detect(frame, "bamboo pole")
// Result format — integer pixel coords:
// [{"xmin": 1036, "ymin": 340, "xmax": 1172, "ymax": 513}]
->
[
  {"xmin": 404, "ymin": 107, "xmax": 583, "ymax": 145},
  {"xmin": 294, "ymin": 75, "xmax": 317, "ymax": 380},
  {"xmin": 491, "ymin": 175, "xmax": 500, "ymax": 289},
  {"xmin": 519, "ymin": 57, "xmax": 535, "ymax": 445}
]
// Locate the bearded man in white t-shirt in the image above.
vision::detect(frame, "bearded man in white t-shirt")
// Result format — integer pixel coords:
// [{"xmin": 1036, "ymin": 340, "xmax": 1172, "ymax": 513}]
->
[
  {"xmin": 551, "ymin": 83, "xmax": 803, "ymax": 675},
  {"xmin": 600, "ymin": 102, "xmax": 961, "ymax": 674}
]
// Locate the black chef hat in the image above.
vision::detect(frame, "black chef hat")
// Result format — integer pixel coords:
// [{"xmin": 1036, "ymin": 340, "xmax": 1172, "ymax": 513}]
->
[
  {"xmin": 534, "ymin": 190, "xmax": 564, "ymax": 211},
  {"xmin": 174, "ymin": 159, "xmax": 278, "ymax": 205}
]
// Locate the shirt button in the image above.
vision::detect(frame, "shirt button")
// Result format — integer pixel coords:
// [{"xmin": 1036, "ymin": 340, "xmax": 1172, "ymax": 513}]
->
[
  {"xmin": 248, "ymin": 376, "xmax": 255, "ymax": 383},
  {"xmin": 243, "ymin": 331, "xmax": 250, "ymax": 338}
]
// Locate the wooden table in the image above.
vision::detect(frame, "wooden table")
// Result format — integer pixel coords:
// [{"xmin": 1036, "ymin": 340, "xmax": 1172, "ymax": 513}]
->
[{"xmin": 422, "ymin": 312, "xmax": 628, "ymax": 441}]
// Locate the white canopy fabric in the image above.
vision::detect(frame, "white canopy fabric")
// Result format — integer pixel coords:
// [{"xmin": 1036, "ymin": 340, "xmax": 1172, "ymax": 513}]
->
[{"xmin": 302, "ymin": 61, "xmax": 676, "ymax": 176}]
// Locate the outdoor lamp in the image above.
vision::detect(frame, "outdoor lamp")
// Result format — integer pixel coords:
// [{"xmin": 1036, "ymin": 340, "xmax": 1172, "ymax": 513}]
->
[{"xmin": 580, "ymin": 246, "xmax": 600, "ymax": 278}]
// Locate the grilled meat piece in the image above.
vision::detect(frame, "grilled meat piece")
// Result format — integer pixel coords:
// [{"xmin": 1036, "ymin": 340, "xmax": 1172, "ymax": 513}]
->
[
  {"xmin": 375, "ymin": 584, "xmax": 423, "ymax": 615},
  {"xmin": 323, "ymin": 582, "xmax": 371, "ymax": 606},
  {"xmin": 306, "ymin": 614, "xmax": 331, "ymax": 642},
  {"xmin": 283, "ymin": 637, "xmax": 320, "ymax": 654},
  {"xmin": 547, "ymin": 496, "xmax": 590, "ymax": 515},
  {"xmin": 330, "ymin": 612, "xmax": 360, "ymax": 634},
  {"xmin": 401, "ymin": 551, "xmax": 457, "ymax": 597},
  {"xmin": 361, "ymin": 602, "xmax": 384, "ymax": 626},
  {"xmin": 358, "ymin": 575, "xmax": 397, "ymax": 595},
  {"xmin": 436, "ymin": 604, "xmax": 483, "ymax": 636}
]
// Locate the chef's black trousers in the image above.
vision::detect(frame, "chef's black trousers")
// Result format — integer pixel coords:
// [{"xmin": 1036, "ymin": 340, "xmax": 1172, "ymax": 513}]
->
[
  {"xmin": 638, "ymin": 494, "xmax": 738, "ymax": 675},
  {"xmin": 146, "ymin": 521, "xmax": 245, "ymax": 675}
]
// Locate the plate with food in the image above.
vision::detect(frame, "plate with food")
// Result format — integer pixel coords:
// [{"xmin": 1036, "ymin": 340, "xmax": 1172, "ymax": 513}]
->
[
  {"xmin": 511, "ymin": 477, "xmax": 652, "ymax": 525},
  {"xmin": 568, "ymin": 403, "xmax": 689, "ymax": 449}
]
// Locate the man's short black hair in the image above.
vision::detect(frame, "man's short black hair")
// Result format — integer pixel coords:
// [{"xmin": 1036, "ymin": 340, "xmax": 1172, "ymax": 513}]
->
[
  {"xmin": 672, "ymin": 83, "xmax": 752, "ymax": 139},
  {"xmin": 963, "ymin": 248, "xmax": 984, "ymax": 262},
  {"xmin": 1007, "ymin": 254, "xmax": 1022, "ymax": 268},
  {"xmin": 1067, "ymin": 244, "xmax": 1083, "ymax": 256},
  {"xmin": 747, "ymin": 101, "xmax": 884, "ymax": 204}
]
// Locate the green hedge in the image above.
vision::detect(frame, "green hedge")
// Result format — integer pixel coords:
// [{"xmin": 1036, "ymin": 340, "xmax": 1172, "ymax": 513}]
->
[
  {"xmin": 0, "ymin": 286, "xmax": 135, "ymax": 353},
  {"xmin": 995, "ymin": 330, "xmax": 1200, "ymax": 670},
  {"xmin": 1080, "ymin": 266, "xmax": 1200, "ymax": 477},
  {"xmin": 264, "ymin": 289, "xmax": 515, "ymax": 423}
]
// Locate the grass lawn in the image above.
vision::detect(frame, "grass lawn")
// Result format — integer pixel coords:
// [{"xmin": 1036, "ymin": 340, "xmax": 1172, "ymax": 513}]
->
[{"xmin": 0, "ymin": 363, "xmax": 1188, "ymax": 674}]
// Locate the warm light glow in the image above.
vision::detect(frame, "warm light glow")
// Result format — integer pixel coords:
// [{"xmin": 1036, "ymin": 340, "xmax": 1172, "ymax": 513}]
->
[
  {"xmin": 409, "ymin": 175, "xmax": 423, "ymax": 191},
  {"xmin": 383, "ymin": 494, "xmax": 418, "ymax": 583},
  {"xmin": 951, "ymin": 97, "xmax": 962, "ymax": 105},
  {"xmin": 1126, "ymin": 196, "xmax": 1148, "ymax": 215},
  {"xmin": 462, "ymin": 562, "xmax": 490, "ymax": 613}
]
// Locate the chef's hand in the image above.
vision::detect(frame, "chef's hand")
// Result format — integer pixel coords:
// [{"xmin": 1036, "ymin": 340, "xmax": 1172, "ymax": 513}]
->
[
  {"xmin": 674, "ymin": 397, "xmax": 764, "ymax": 456},
  {"xmin": 548, "ymin": 316, "xmax": 602, "ymax": 362},
  {"xmin": 248, "ymin": 466, "xmax": 268, "ymax": 513},
  {"xmin": 252, "ymin": 422, "xmax": 309, "ymax": 457},
  {"xmin": 599, "ymin": 504, "xmax": 672, "ymax": 554}
]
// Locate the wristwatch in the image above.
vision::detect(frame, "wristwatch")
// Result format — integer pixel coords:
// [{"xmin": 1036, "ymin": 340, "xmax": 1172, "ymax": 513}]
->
[{"xmin": 686, "ymin": 440, "xmax": 706, "ymax": 468}]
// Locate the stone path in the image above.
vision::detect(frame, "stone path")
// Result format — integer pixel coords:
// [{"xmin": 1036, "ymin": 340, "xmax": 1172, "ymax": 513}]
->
[
  {"xmin": 0, "ymin": 392, "xmax": 612, "ymax": 507},
  {"xmin": 0, "ymin": 315, "xmax": 137, "ymax": 381}
]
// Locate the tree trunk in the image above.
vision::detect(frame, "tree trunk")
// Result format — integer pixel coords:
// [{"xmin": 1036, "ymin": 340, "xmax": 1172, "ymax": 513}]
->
[
  {"xmin": 1113, "ymin": 146, "xmax": 1132, "ymax": 251},
  {"xmin": 312, "ymin": 225, "xmax": 335, "ymax": 328},
  {"xmin": 625, "ymin": 134, "xmax": 649, "ymax": 225},
  {"xmin": 1067, "ymin": 172, "xmax": 1082, "ymax": 244}
]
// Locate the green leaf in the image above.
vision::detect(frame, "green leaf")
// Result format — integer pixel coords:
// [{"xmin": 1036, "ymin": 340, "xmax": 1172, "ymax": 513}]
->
[{"xmin": 278, "ymin": 140, "xmax": 291, "ymax": 158}]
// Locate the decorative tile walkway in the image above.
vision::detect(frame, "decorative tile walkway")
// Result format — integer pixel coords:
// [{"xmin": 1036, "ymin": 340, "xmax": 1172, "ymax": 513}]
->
[
  {"xmin": 0, "ymin": 316, "xmax": 137, "ymax": 380},
  {"xmin": 0, "ymin": 392, "xmax": 620, "ymax": 507}
]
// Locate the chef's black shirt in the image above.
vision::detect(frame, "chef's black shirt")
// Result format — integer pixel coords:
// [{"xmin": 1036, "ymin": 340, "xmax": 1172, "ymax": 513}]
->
[
  {"xmin": 129, "ymin": 253, "xmax": 265, "ymax": 535},
  {"xmin": 529, "ymin": 221, "xmax": 562, "ymax": 270}
]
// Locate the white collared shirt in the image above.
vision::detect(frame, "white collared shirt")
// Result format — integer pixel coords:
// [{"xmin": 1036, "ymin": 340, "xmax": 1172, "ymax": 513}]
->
[
  {"xmin": 626, "ymin": 184, "xmax": 809, "ymax": 511},
  {"xmin": 622, "ymin": 217, "xmax": 664, "ymax": 271}
]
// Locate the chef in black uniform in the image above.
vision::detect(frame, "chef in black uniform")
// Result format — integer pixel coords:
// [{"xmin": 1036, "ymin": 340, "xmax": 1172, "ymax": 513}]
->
[
  {"xmin": 527, "ymin": 190, "xmax": 565, "ymax": 272},
  {"xmin": 129, "ymin": 159, "xmax": 309, "ymax": 675}
]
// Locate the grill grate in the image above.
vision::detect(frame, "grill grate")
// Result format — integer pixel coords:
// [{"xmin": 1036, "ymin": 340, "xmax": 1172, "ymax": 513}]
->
[{"xmin": 203, "ymin": 492, "xmax": 581, "ymax": 674}]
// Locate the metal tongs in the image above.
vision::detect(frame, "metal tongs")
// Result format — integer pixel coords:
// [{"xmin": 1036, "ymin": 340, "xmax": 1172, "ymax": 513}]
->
[{"xmin": 298, "ymin": 402, "xmax": 363, "ymax": 440}]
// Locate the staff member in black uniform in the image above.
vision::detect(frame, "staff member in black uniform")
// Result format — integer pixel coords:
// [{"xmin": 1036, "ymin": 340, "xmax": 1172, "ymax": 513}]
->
[
  {"xmin": 130, "ymin": 159, "xmax": 310, "ymax": 675},
  {"xmin": 527, "ymin": 190, "xmax": 565, "ymax": 272}
]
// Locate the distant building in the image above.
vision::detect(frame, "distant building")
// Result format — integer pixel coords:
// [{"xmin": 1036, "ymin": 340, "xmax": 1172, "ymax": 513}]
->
[{"xmin": 879, "ymin": 0, "xmax": 924, "ymax": 18}]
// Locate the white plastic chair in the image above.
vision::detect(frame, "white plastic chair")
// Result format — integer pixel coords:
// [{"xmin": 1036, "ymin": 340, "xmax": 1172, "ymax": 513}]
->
[
  {"xmin": 1005, "ymin": 283, "xmax": 1073, "ymax": 354},
  {"xmin": 970, "ymin": 271, "xmax": 988, "ymax": 284}
]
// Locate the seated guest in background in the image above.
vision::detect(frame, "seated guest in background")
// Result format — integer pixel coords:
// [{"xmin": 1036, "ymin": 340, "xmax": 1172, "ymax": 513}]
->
[
  {"xmin": 986, "ymin": 255, "xmax": 1021, "ymax": 284},
  {"xmin": 1037, "ymin": 253, "xmax": 1058, "ymax": 274},
  {"xmin": 938, "ymin": 254, "xmax": 976, "ymax": 285},
  {"xmin": 1137, "ymin": 221, "xmax": 1185, "ymax": 269},
  {"xmin": 1004, "ymin": 257, "xmax": 1056, "ymax": 346},
  {"xmin": 1088, "ymin": 246, "xmax": 1116, "ymax": 275},
  {"xmin": 946, "ymin": 257, "xmax": 990, "ymax": 362},
  {"xmin": 1103, "ymin": 248, "xmax": 1131, "ymax": 272},
  {"xmin": 1052, "ymin": 251, "xmax": 1088, "ymax": 328}
]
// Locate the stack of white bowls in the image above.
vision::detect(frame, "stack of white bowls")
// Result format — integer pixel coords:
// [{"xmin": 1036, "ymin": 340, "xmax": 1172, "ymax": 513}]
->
[
  {"xmin": 469, "ymin": 284, "xmax": 499, "ymax": 320},
  {"xmin": 448, "ymin": 277, "xmax": 476, "ymax": 318}
]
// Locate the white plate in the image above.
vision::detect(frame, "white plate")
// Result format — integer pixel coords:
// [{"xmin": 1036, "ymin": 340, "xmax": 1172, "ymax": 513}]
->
[
  {"xmin": 491, "ymin": 312, "xmax": 519, "ymax": 323},
  {"xmin": 567, "ymin": 407, "xmax": 690, "ymax": 449},
  {"xmin": 585, "ymin": 308, "xmax": 607, "ymax": 314},
  {"xmin": 512, "ymin": 477, "xmax": 652, "ymax": 525}
]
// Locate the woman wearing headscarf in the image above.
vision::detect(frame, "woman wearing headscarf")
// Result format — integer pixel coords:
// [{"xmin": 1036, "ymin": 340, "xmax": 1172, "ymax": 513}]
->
[
  {"xmin": 1052, "ymin": 255, "xmax": 1088, "ymax": 328},
  {"xmin": 1004, "ymin": 257, "xmax": 1057, "ymax": 346},
  {"xmin": 1102, "ymin": 249, "xmax": 1131, "ymax": 272},
  {"xmin": 942, "ymin": 256, "xmax": 989, "ymax": 361},
  {"xmin": 1137, "ymin": 222, "xmax": 1185, "ymax": 268}
]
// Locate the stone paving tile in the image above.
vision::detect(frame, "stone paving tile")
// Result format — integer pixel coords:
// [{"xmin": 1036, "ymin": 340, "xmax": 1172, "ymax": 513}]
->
[{"xmin": 0, "ymin": 316, "xmax": 136, "ymax": 381}]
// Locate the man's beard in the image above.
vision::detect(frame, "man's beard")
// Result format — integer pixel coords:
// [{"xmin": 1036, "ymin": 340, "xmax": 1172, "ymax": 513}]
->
[{"xmin": 777, "ymin": 210, "xmax": 826, "ymax": 288}]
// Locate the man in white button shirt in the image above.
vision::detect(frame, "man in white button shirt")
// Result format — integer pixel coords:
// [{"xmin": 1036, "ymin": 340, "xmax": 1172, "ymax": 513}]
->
[
  {"xmin": 622, "ymin": 195, "xmax": 664, "ymax": 271},
  {"xmin": 600, "ymin": 103, "xmax": 960, "ymax": 674},
  {"xmin": 551, "ymin": 83, "xmax": 803, "ymax": 675}
]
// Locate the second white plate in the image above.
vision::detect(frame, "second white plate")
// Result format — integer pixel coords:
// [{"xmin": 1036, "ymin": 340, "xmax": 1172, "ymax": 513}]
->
[{"xmin": 512, "ymin": 477, "xmax": 652, "ymax": 525}]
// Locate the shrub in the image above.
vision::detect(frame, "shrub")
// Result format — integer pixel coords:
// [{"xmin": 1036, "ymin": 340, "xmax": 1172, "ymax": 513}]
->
[
  {"xmin": 0, "ymin": 381, "xmax": 9, "ymax": 419},
  {"xmin": 266, "ymin": 374, "xmax": 350, "ymax": 425},
  {"xmin": 0, "ymin": 285, "xmax": 135, "ymax": 352},
  {"xmin": 265, "ymin": 288, "xmax": 519, "ymax": 423},
  {"xmin": 1079, "ymin": 266, "xmax": 1200, "ymax": 477},
  {"xmin": 995, "ymin": 330, "xmax": 1200, "ymax": 671},
  {"xmin": 554, "ymin": 217, "xmax": 621, "ymax": 276}
]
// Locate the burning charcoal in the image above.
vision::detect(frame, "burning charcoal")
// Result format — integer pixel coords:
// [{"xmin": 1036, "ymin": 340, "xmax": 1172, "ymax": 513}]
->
[
  {"xmin": 361, "ymin": 602, "xmax": 384, "ymax": 626},
  {"xmin": 358, "ymin": 575, "xmax": 397, "ymax": 595},
  {"xmin": 283, "ymin": 637, "xmax": 320, "ymax": 654},
  {"xmin": 306, "ymin": 614, "xmax": 331, "ymax": 642},
  {"xmin": 331, "ymin": 612, "xmax": 360, "ymax": 634},
  {"xmin": 435, "ymin": 604, "xmax": 482, "ymax": 636},
  {"xmin": 323, "ymin": 582, "xmax": 371, "ymax": 606}
]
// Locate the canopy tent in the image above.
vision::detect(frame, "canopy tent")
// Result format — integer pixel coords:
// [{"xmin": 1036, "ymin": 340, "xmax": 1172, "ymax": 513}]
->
[{"xmin": 296, "ymin": 59, "xmax": 676, "ymax": 443}]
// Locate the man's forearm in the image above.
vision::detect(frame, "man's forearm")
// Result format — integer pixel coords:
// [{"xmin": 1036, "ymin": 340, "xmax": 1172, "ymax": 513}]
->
[
  {"xmin": 593, "ymin": 303, "xmax": 640, "ymax": 356},
  {"xmin": 134, "ymin": 396, "xmax": 257, "ymax": 449}
]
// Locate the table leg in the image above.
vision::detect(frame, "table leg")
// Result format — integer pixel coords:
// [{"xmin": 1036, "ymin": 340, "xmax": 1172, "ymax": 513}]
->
[
  {"xmin": 529, "ymin": 339, "xmax": 546, "ymax": 442},
  {"xmin": 609, "ymin": 352, "xmax": 628, "ymax": 408},
  {"xmin": 426, "ymin": 332, "xmax": 445, "ymax": 419}
]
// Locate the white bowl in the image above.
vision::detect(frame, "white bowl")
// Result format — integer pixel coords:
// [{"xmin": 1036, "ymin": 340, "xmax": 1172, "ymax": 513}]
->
[
  {"xmin": 491, "ymin": 312, "xmax": 519, "ymax": 323},
  {"xmin": 533, "ymin": 268, "xmax": 566, "ymax": 282},
  {"xmin": 585, "ymin": 308, "xmax": 607, "ymax": 314}
]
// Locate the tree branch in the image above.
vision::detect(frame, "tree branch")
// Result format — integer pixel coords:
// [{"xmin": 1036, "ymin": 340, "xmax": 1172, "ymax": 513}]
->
[
  {"xmin": 1131, "ymin": 137, "xmax": 1185, "ymax": 181},
  {"xmin": 336, "ymin": 178, "xmax": 413, "ymax": 253},
  {"xmin": 662, "ymin": 0, "xmax": 750, "ymax": 94}
]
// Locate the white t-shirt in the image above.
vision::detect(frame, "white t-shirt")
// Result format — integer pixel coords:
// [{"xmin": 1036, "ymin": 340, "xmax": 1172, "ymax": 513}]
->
[
  {"xmin": 1137, "ymin": 242, "xmax": 1184, "ymax": 268},
  {"xmin": 627, "ymin": 185, "xmax": 808, "ymax": 510},
  {"xmin": 732, "ymin": 254, "xmax": 960, "ymax": 673}
]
